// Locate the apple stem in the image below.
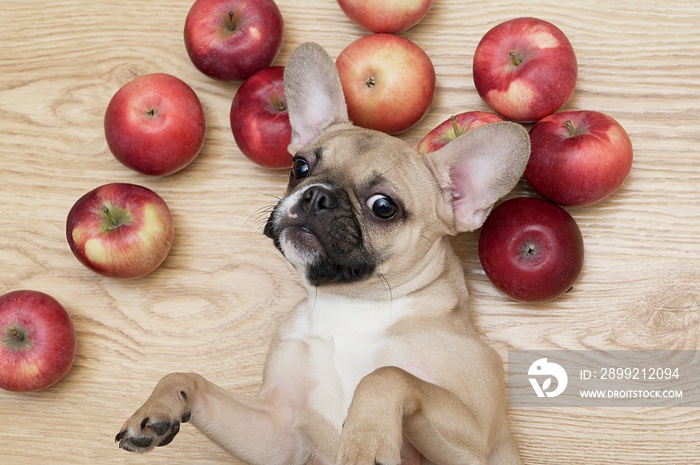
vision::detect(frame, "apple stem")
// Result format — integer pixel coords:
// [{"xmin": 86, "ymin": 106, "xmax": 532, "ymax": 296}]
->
[
  {"xmin": 102, "ymin": 205, "xmax": 118, "ymax": 229},
  {"xmin": 449, "ymin": 115, "xmax": 459, "ymax": 134},
  {"xmin": 227, "ymin": 11, "xmax": 236, "ymax": 32},
  {"xmin": 10, "ymin": 328, "xmax": 24, "ymax": 342},
  {"xmin": 365, "ymin": 77, "xmax": 376, "ymax": 88},
  {"xmin": 509, "ymin": 51, "xmax": 522, "ymax": 67},
  {"xmin": 100, "ymin": 204, "xmax": 132, "ymax": 231},
  {"xmin": 99, "ymin": 202, "xmax": 134, "ymax": 232},
  {"xmin": 449, "ymin": 115, "xmax": 466, "ymax": 139},
  {"xmin": 564, "ymin": 120, "xmax": 578, "ymax": 137},
  {"xmin": 276, "ymin": 100, "xmax": 287, "ymax": 112}
]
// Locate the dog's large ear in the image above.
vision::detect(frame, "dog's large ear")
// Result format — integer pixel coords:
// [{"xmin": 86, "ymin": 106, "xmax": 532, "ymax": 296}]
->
[
  {"xmin": 284, "ymin": 42, "xmax": 350, "ymax": 153},
  {"xmin": 426, "ymin": 122, "xmax": 531, "ymax": 233}
]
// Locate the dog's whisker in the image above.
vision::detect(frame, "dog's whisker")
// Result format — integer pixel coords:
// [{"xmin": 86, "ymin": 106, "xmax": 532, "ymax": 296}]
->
[
  {"xmin": 244, "ymin": 205, "xmax": 277, "ymax": 233},
  {"xmin": 242, "ymin": 187, "xmax": 284, "ymax": 201},
  {"xmin": 419, "ymin": 219, "xmax": 442, "ymax": 243},
  {"xmin": 379, "ymin": 272, "xmax": 393, "ymax": 304},
  {"xmin": 247, "ymin": 213, "xmax": 273, "ymax": 232},
  {"xmin": 242, "ymin": 236, "xmax": 273, "ymax": 254},
  {"xmin": 308, "ymin": 286, "xmax": 319, "ymax": 319}
]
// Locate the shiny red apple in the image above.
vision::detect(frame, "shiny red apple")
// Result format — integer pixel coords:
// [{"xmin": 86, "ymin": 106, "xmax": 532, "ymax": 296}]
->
[
  {"xmin": 230, "ymin": 66, "xmax": 292, "ymax": 169},
  {"xmin": 184, "ymin": 0, "xmax": 284, "ymax": 81},
  {"xmin": 473, "ymin": 17, "xmax": 577, "ymax": 123},
  {"xmin": 336, "ymin": 0, "xmax": 433, "ymax": 34},
  {"xmin": 525, "ymin": 110, "xmax": 634, "ymax": 206},
  {"xmin": 336, "ymin": 33, "xmax": 436, "ymax": 134},
  {"xmin": 478, "ymin": 197, "xmax": 584, "ymax": 303},
  {"xmin": 104, "ymin": 73, "xmax": 206, "ymax": 176},
  {"xmin": 417, "ymin": 111, "xmax": 504, "ymax": 154},
  {"xmin": 66, "ymin": 183, "xmax": 174, "ymax": 279},
  {"xmin": 0, "ymin": 290, "xmax": 77, "ymax": 392}
]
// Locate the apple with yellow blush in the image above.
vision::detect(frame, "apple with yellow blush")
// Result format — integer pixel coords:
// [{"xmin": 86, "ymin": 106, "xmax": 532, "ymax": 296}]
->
[
  {"xmin": 472, "ymin": 17, "xmax": 577, "ymax": 123},
  {"xmin": 66, "ymin": 183, "xmax": 174, "ymax": 279}
]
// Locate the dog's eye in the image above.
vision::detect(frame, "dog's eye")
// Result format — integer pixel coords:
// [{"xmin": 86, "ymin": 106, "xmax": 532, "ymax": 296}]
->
[
  {"xmin": 366, "ymin": 194, "xmax": 397, "ymax": 220},
  {"xmin": 291, "ymin": 158, "xmax": 310, "ymax": 180}
]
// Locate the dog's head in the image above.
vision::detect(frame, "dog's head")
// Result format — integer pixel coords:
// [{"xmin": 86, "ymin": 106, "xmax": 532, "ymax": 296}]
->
[{"xmin": 264, "ymin": 43, "xmax": 530, "ymax": 296}]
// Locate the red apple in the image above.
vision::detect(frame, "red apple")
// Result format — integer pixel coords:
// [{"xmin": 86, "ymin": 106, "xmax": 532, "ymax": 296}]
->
[
  {"xmin": 336, "ymin": 0, "xmax": 433, "ymax": 34},
  {"xmin": 66, "ymin": 183, "xmax": 174, "ymax": 279},
  {"xmin": 336, "ymin": 34, "xmax": 436, "ymax": 134},
  {"xmin": 0, "ymin": 290, "xmax": 76, "ymax": 392},
  {"xmin": 417, "ymin": 111, "xmax": 504, "ymax": 154},
  {"xmin": 230, "ymin": 66, "xmax": 292, "ymax": 169},
  {"xmin": 472, "ymin": 17, "xmax": 577, "ymax": 123},
  {"xmin": 184, "ymin": 0, "xmax": 284, "ymax": 81},
  {"xmin": 525, "ymin": 110, "xmax": 633, "ymax": 206},
  {"xmin": 478, "ymin": 197, "xmax": 584, "ymax": 303},
  {"xmin": 104, "ymin": 73, "xmax": 206, "ymax": 176}
]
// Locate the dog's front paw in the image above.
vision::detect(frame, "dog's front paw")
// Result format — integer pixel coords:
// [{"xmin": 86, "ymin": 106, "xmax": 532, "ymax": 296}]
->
[
  {"xmin": 115, "ymin": 373, "xmax": 195, "ymax": 453},
  {"xmin": 336, "ymin": 367, "xmax": 415, "ymax": 465},
  {"xmin": 335, "ymin": 430, "xmax": 403, "ymax": 465},
  {"xmin": 335, "ymin": 408, "xmax": 403, "ymax": 465}
]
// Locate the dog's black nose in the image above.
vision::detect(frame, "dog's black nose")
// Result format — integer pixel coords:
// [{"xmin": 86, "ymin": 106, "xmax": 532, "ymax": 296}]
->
[{"xmin": 302, "ymin": 185, "xmax": 337, "ymax": 213}]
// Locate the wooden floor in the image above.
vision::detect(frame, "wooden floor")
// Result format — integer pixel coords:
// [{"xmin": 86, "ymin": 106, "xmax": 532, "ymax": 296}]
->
[{"xmin": 1, "ymin": 1, "xmax": 699, "ymax": 464}]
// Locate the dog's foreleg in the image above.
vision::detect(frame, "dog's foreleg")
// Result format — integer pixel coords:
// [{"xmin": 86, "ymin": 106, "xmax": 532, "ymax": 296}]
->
[
  {"xmin": 336, "ymin": 366, "xmax": 518, "ymax": 465},
  {"xmin": 116, "ymin": 372, "xmax": 309, "ymax": 465}
]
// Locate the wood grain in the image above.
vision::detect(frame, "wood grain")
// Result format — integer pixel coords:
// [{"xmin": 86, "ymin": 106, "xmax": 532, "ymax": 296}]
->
[{"xmin": 1, "ymin": 1, "xmax": 699, "ymax": 464}]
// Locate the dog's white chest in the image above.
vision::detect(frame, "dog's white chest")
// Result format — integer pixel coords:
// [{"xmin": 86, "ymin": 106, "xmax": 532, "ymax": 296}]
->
[
  {"xmin": 282, "ymin": 294, "xmax": 415, "ymax": 427},
  {"xmin": 307, "ymin": 333, "xmax": 385, "ymax": 423}
]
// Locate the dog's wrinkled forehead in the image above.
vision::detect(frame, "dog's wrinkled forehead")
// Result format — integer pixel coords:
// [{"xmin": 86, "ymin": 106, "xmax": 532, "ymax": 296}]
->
[{"xmin": 287, "ymin": 125, "xmax": 434, "ymax": 198}]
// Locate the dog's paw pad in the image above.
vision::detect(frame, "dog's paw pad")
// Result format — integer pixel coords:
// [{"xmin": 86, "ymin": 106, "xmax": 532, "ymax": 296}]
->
[
  {"xmin": 157, "ymin": 420, "xmax": 180, "ymax": 447},
  {"xmin": 129, "ymin": 435, "xmax": 153, "ymax": 448},
  {"xmin": 151, "ymin": 420, "xmax": 171, "ymax": 436},
  {"xmin": 115, "ymin": 430, "xmax": 154, "ymax": 452},
  {"xmin": 116, "ymin": 416, "xmax": 182, "ymax": 453}
]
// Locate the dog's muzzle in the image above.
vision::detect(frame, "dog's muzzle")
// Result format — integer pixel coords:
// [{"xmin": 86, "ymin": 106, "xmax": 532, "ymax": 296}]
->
[{"xmin": 264, "ymin": 183, "xmax": 377, "ymax": 286}]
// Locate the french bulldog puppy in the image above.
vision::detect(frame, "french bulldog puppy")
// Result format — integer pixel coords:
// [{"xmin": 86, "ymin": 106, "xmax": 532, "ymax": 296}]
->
[{"xmin": 116, "ymin": 42, "xmax": 530, "ymax": 465}]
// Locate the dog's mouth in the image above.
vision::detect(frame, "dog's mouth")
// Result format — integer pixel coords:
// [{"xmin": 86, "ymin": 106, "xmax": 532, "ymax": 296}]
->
[
  {"xmin": 264, "ymin": 185, "xmax": 377, "ymax": 286},
  {"xmin": 276, "ymin": 224, "xmax": 323, "ymax": 263},
  {"xmin": 263, "ymin": 206, "xmax": 319, "ymax": 257}
]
